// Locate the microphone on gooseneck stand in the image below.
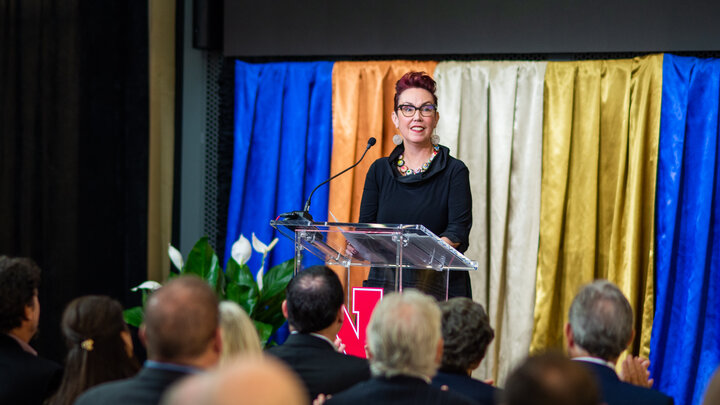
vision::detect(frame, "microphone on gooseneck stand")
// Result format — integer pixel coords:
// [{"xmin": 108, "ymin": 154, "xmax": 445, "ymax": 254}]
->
[{"xmin": 279, "ymin": 137, "xmax": 377, "ymax": 224}]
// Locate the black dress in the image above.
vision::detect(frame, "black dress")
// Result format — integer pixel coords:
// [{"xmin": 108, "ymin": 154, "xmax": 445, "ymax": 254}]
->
[{"xmin": 358, "ymin": 144, "xmax": 472, "ymax": 299}]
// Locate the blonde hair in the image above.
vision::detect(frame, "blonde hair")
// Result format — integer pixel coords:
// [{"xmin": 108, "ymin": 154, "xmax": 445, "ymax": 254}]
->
[{"xmin": 218, "ymin": 301, "xmax": 261, "ymax": 364}]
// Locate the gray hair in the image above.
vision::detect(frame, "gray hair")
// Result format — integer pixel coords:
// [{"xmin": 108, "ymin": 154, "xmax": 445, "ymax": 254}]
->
[
  {"xmin": 366, "ymin": 290, "xmax": 442, "ymax": 379},
  {"xmin": 439, "ymin": 297, "xmax": 494, "ymax": 371},
  {"xmin": 568, "ymin": 280, "xmax": 633, "ymax": 361}
]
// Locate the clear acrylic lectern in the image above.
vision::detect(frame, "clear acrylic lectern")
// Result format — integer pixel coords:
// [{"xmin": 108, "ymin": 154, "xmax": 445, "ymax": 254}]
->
[{"xmin": 269, "ymin": 220, "xmax": 477, "ymax": 301}]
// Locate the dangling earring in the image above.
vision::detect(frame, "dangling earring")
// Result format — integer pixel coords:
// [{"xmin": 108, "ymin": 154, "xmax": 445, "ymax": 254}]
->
[
  {"xmin": 393, "ymin": 134, "xmax": 403, "ymax": 145},
  {"xmin": 431, "ymin": 132, "xmax": 440, "ymax": 146}
]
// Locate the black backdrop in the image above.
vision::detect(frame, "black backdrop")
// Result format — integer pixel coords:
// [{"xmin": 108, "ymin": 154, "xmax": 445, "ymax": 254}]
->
[
  {"xmin": 0, "ymin": 0, "xmax": 149, "ymax": 362},
  {"xmin": 224, "ymin": 0, "xmax": 720, "ymax": 57}
]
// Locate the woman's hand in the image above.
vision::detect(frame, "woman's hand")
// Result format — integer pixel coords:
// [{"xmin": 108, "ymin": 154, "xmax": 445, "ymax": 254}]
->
[
  {"xmin": 440, "ymin": 236, "xmax": 460, "ymax": 249},
  {"xmin": 344, "ymin": 241, "xmax": 366, "ymax": 261}
]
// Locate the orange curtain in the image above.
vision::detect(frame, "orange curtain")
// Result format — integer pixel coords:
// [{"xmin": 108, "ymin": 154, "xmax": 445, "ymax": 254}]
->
[{"xmin": 329, "ymin": 61, "xmax": 438, "ymax": 290}]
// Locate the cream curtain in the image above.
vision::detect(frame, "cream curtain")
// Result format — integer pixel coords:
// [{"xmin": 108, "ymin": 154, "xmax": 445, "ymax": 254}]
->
[{"xmin": 434, "ymin": 61, "xmax": 547, "ymax": 385}]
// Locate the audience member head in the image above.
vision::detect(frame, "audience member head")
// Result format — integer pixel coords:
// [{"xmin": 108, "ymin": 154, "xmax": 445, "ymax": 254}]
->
[
  {"xmin": 161, "ymin": 355, "xmax": 308, "ymax": 405},
  {"xmin": 219, "ymin": 300, "xmax": 261, "ymax": 364},
  {"xmin": 142, "ymin": 276, "xmax": 221, "ymax": 368},
  {"xmin": 366, "ymin": 290, "xmax": 442, "ymax": 379},
  {"xmin": 0, "ymin": 256, "xmax": 42, "ymax": 341},
  {"xmin": 566, "ymin": 280, "xmax": 633, "ymax": 362},
  {"xmin": 503, "ymin": 352, "xmax": 601, "ymax": 405},
  {"xmin": 283, "ymin": 265, "xmax": 343, "ymax": 334},
  {"xmin": 394, "ymin": 71, "xmax": 438, "ymax": 109},
  {"xmin": 439, "ymin": 297, "xmax": 494, "ymax": 374},
  {"xmin": 47, "ymin": 295, "xmax": 140, "ymax": 405},
  {"xmin": 702, "ymin": 366, "xmax": 720, "ymax": 405},
  {"xmin": 160, "ymin": 373, "xmax": 214, "ymax": 405}
]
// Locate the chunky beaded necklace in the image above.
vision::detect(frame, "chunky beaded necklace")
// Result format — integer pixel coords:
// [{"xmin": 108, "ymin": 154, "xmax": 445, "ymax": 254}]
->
[{"xmin": 396, "ymin": 145, "xmax": 439, "ymax": 176}]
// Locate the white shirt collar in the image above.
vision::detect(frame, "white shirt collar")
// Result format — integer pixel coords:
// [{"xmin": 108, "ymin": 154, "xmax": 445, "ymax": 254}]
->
[
  {"xmin": 574, "ymin": 356, "xmax": 617, "ymax": 371},
  {"xmin": 290, "ymin": 330, "xmax": 337, "ymax": 350},
  {"xmin": 309, "ymin": 332, "xmax": 337, "ymax": 349},
  {"xmin": 5, "ymin": 333, "xmax": 37, "ymax": 356}
]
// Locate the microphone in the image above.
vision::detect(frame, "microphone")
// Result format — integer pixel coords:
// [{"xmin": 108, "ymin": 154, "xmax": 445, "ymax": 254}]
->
[
  {"xmin": 303, "ymin": 137, "xmax": 376, "ymax": 216},
  {"xmin": 279, "ymin": 137, "xmax": 376, "ymax": 223}
]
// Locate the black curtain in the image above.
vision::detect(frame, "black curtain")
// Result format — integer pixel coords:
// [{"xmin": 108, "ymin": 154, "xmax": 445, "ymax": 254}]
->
[
  {"xmin": 214, "ymin": 58, "xmax": 235, "ymax": 262},
  {"xmin": 0, "ymin": 0, "xmax": 148, "ymax": 363}
]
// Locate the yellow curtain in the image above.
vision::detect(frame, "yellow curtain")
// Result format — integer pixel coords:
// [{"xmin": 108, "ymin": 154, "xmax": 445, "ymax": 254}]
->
[
  {"xmin": 530, "ymin": 54, "xmax": 663, "ymax": 359},
  {"xmin": 328, "ymin": 61, "xmax": 437, "ymax": 290}
]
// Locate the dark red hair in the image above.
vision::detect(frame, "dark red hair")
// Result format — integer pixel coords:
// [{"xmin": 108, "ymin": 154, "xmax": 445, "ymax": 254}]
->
[{"xmin": 393, "ymin": 71, "xmax": 438, "ymax": 110}]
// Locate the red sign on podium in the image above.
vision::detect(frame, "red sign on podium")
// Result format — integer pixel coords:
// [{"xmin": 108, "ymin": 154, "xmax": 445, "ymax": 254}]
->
[{"xmin": 336, "ymin": 287, "xmax": 383, "ymax": 358}]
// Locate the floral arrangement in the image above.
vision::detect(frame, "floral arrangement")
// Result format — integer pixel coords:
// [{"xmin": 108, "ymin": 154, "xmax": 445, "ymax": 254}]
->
[{"xmin": 123, "ymin": 234, "xmax": 293, "ymax": 346}]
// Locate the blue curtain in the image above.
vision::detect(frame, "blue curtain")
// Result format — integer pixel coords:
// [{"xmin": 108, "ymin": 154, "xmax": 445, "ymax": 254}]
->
[
  {"xmin": 224, "ymin": 61, "xmax": 334, "ymax": 273},
  {"xmin": 650, "ymin": 54, "xmax": 720, "ymax": 405}
]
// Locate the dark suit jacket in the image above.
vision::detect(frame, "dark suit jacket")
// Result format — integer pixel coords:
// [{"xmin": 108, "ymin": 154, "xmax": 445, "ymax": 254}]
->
[
  {"xmin": 73, "ymin": 366, "xmax": 189, "ymax": 405},
  {"xmin": 579, "ymin": 360, "xmax": 674, "ymax": 405},
  {"xmin": 0, "ymin": 333, "xmax": 62, "ymax": 405},
  {"xmin": 327, "ymin": 375, "xmax": 477, "ymax": 405},
  {"xmin": 267, "ymin": 333, "xmax": 371, "ymax": 400},
  {"xmin": 432, "ymin": 370, "xmax": 498, "ymax": 405}
]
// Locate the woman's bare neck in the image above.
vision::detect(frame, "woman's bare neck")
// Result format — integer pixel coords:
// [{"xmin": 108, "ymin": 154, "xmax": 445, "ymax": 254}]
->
[{"xmin": 401, "ymin": 142, "xmax": 434, "ymax": 167}]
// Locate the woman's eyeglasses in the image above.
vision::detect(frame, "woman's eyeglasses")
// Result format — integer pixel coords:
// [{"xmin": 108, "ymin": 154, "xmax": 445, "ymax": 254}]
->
[{"xmin": 397, "ymin": 104, "xmax": 437, "ymax": 117}]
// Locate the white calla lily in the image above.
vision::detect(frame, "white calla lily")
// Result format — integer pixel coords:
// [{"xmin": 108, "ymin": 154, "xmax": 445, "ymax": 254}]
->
[
  {"xmin": 256, "ymin": 267, "xmax": 264, "ymax": 291},
  {"xmin": 251, "ymin": 233, "xmax": 278, "ymax": 292},
  {"xmin": 251, "ymin": 233, "xmax": 279, "ymax": 254},
  {"xmin": 167, "ymin": 244, "xmax": 184, "ymax": 271},
  {"xmin": 131, "ymin": 281, "xmax": 162, "ymax": 292},
  {"xmin": 231, "ymin": 234, "xmax": 252, "ymax": 265}
]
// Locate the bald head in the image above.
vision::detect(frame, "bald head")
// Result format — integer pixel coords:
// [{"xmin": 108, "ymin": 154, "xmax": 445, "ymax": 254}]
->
[
  {"xmin": 504, "ymin": 352, "xmax": 601, "ymax": 405},
  {"xmin": 212, "ymin": 356, "xmax": 307, "ymax": 405},
  {"xmin": 703, "ymin": 367, "xmax": 720, "ymax": 405},
  {"xmin": 161, "ymin": 374, "xmax": 214, "ymax": 405},
  {"xmin": 162, "ymin": 355, "xmax": 308, "ymax": 405},
  {"xmin": 143, "ymin": 276, "xmax": 219, "ymax": 362}
]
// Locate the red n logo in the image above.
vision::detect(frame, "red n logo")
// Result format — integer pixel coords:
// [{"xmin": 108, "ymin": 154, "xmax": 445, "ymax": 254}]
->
[{"xmin": 336, "ymin": 288, "xmax": 383, "ymax": 358}]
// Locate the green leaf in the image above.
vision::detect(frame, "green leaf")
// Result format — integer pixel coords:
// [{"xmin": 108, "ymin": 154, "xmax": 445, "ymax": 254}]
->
[
  {"xmin": 184, "ymin": 236, "xmax": 219, "ymax": 282},
  {"xmin": 254, "ymin": 291, "xmax": 287, "ymax": 330},
  {"xmin": 123, "ymin": 306, "xmax": 144, "ymax": 328},
  {"xmin": 207, "ymin": 256, "xmax": 225, "ymax": 297},
  {"xmin": 228, "ymin": 285, "xmax": 258, "ymax": 315},
  {"xmin": 260, "ymin": 259, "xmax": 294, "ymax": 299},
  {"xmin": 253, "ymin": 259, "xmax": 292, "ymax": 329},
  {"xmin": 225, "ymin": 258, "xmax": 259, "ymax": 315},
  {"xmin": 253, "ymin": 320, "xmax": 273, "ymax": 347}
]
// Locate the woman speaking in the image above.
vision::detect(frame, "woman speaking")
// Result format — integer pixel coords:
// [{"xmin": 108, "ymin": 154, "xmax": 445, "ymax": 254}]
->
[{"xmin": 358, "ymin": 71, "xmax": 472, "ymax": 300}]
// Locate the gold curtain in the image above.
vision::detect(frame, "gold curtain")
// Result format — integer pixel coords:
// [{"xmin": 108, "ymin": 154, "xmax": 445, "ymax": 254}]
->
[
  {"xmin": 530, "ymin": 55, "xmax": 663, "ymax": 359},
  {"xmin": 328, "ymin": 61, "xmax": 438, "ymax": 290},
  {"xmin": 147, "ymin": 0, "xmax": 176, "ymax": 281}
]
